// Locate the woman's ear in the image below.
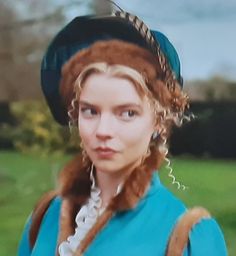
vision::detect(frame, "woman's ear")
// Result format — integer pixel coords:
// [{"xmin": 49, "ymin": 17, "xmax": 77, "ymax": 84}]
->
[
  {"xmin": 151, "ymin": 122, "xmax": 162, "ymax": 140},
  {"xmin": 151, "ymin": 130, "xmax": 160, "ymax": 140}
]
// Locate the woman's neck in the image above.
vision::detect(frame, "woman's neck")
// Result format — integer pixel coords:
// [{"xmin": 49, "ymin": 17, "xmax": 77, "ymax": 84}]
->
[
  {"xmin": 94, "ymin": 159, "xmax": 143, "ymax": 207},
  {"xmin": 95, "ymin": 169, "xmax": 124, "ymax": 208}
]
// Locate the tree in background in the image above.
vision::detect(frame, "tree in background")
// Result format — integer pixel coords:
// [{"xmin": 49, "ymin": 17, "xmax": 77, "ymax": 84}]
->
[
  {"xmin": 185, "ymin": 76, "xmax": 236, "ymax": 101},
  {"xmin": 0, "ymin": 0, "xmax": 112, "ymax": 122}
]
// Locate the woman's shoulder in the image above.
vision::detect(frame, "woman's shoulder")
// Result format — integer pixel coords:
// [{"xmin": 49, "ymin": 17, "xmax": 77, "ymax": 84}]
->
[
  {"xmin": 31, "ymin": 190, "xmax": 61, "ymax": 227},
  {"xmin": 187, "ymin": 217, "xmax": 227, "ymax": 255},
  {"xmin": 147, "ymin": 173, "xmax": 187, "ymax": 214},
  {"xmin": 166, "ymin": 207, "xmax": 227, "ymax": 256},
  {"xmin": 18, "ymin": 192, "xmax": 62, "ymax": 256},
  {"xmin": 148, "ymin": 174, "xmax": 227, "ymax": 255}
]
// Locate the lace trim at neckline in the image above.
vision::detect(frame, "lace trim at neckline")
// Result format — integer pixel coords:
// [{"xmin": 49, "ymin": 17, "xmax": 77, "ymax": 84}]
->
[
  {"xmin": 59, "ymin": 183, "xmax": 104, "ymax": 255},
  {"xmin": 58, "ymin": 167, "xmax": 122, "ymax": 256}
]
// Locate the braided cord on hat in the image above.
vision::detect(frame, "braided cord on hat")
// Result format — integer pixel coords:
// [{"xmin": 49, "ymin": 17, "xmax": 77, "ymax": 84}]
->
[{"xmin": 113, "ymin": 10, "xmax": 177, "ymax": 93}]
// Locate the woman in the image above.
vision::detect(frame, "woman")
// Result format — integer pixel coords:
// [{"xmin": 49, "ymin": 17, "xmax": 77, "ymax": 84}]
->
[{"xmin": 18, "ymin": 11, "xmax": 227, "ymax": 256}]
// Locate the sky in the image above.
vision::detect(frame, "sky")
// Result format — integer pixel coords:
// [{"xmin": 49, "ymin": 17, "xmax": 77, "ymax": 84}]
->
[
  {"xmin": 7, "ymin": 0, "xmax": 236, "ymax": 81},
  {"xmin": 115, "ymin": 0, "xmax": 236, "ymax": 81}
]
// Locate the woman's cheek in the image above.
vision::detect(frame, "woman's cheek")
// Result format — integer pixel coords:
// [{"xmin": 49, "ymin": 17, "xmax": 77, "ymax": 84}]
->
[
  {"xmin": 79, "ymin": 118, "xmax": 95, "ymax": 135},
  {"xmin": 122, "ymin": 120, "xmax": 151, "ymax": 138}
]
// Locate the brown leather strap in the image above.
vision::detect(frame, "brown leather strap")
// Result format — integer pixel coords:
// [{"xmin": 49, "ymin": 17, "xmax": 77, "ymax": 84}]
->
[
  {"xmin": 166, "ymin": 207, "xmax": 211, "ymax": 256},
  {"xmin": 29, "ymin": 190, "xmax": 58, "ymax": 249}
]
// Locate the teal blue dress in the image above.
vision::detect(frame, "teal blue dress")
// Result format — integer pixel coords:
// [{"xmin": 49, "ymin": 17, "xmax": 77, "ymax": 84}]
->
[{"xmin": 18, "ymin": 174, "xmax": 227, "ymax": 256}]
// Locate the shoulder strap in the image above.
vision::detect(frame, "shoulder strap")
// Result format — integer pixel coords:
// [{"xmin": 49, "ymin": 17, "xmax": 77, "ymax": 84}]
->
[
  {"xmin": 29, "ymin": 190, "xmax": 58, "ymax": 249},
  {"xmin": 166, "ymin": 207, "xmax": 211, "ymax": 256}
]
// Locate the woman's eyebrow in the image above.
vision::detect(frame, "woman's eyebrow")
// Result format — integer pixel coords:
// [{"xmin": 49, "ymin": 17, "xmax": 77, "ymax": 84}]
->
[
  {"xmin": 79, "ymin": 100, "xmax": 97, "ymax": 107},
  {"xmin": 114, "ymin": 103, "xmax": 142, "ymax": 110}
]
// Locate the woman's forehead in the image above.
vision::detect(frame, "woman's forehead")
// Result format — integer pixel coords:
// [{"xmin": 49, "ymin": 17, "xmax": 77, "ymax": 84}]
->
[{"xmin": 79, "ymin": 73, "xmax": 146, "ymax": 105}]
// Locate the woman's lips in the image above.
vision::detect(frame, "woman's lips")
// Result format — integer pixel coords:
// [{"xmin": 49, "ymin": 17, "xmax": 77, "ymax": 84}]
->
[{"xmin": 94, "ymin": 147, "xmax": 117, "ymax": 158}]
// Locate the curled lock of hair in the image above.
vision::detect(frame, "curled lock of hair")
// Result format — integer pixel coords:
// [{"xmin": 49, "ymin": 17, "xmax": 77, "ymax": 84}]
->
[{"xmin": 146, "ymin": 79, "xmax": 191, "ymax": 190}]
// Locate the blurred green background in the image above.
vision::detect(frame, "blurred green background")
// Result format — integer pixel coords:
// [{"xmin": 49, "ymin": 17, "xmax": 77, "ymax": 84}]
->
[{"xmin": 1, "ymin": 152, "xmax": 235, "ymax": 255}]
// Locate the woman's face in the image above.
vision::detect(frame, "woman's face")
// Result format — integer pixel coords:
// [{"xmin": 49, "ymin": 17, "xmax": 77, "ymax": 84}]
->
[{"xmin": 78, "ymin": 72, "xmax": 155, "ymax": 176}]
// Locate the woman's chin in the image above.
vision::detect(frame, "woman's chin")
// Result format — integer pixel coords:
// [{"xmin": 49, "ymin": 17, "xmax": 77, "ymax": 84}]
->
[{"xmin": 93, "ymin": 161, "xmax": 122, "ymax": 174}]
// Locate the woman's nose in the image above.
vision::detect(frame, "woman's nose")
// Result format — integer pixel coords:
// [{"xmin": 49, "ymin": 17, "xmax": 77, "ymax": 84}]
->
[{"xmin": 95, "ymin": 114, "xmax": 114, "ymax": 140}]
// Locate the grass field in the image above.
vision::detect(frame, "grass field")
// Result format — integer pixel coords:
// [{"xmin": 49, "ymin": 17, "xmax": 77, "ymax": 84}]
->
[{"xmin": 0, "ymin": 151, "xmax": 235, "ymax": 255}]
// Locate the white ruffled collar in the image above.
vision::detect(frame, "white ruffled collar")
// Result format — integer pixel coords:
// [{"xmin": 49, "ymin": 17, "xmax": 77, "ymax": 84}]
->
[{"xmin": 59, "ymin": 167, "xmax": 122, "ymax": 256}]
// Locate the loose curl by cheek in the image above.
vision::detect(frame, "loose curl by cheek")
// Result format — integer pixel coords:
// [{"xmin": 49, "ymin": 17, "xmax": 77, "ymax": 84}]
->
[
  {"xmin": 143, "ymin": 80, "xmax": 191, "ymax": 190},
  {"xmin": 67, "ymin": 63, "xmax": 109, "ymax": 133},
  {"xmin": 141, "ymin": 77, "xmax": 191, "ymax": 166}
]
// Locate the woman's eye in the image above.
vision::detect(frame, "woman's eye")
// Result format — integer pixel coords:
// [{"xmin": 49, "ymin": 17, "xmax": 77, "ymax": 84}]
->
[
  {"xmin": 80, "ymin": 107, "xmax": 97, "ymax": 117},
  {"xmin": 120, "ymin": 110, "xmax": 138, "ymax": 120}
]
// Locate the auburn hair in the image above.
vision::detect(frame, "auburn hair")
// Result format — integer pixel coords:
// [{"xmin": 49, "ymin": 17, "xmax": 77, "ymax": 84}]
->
[
  {"xmin": 55, "ymin": 39, "xmax": 189, "ymax": 254},
  {"xmin": 60, "ymin": 39, "xmax": 188, "ymax": 114}
]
